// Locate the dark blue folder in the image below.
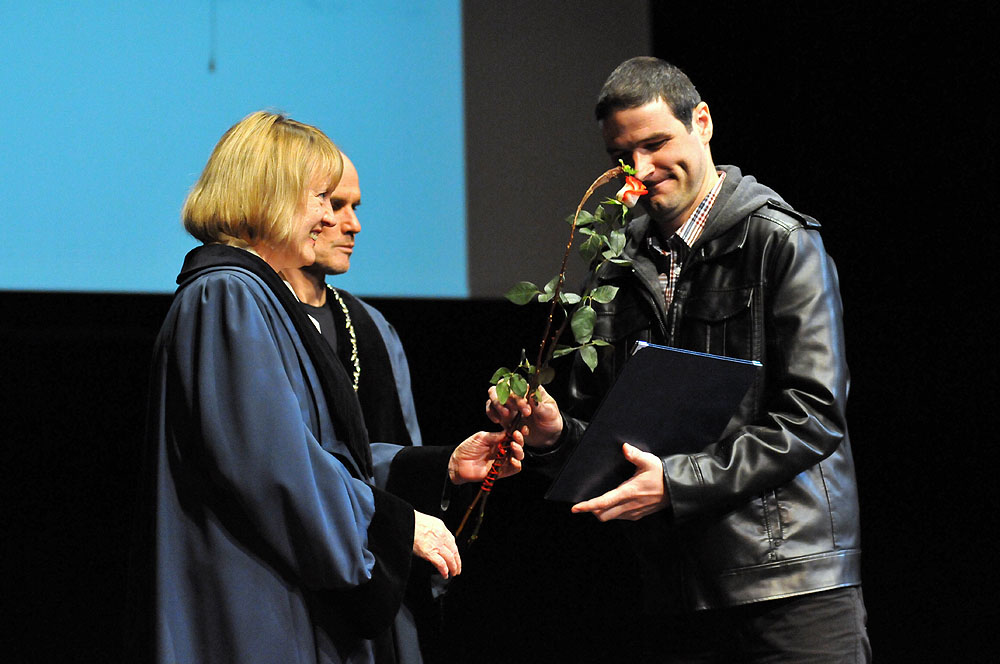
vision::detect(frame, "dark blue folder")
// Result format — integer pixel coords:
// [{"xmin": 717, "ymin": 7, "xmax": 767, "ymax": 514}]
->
[{"xmin": 545, "ymin": 342, "xmax": 761, "ymax": 503}]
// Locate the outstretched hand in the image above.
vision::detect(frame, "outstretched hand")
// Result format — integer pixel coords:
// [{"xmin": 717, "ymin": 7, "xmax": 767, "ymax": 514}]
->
[
  {"xmin": 485, "ymin": 384, "xmax": 562, "ymax": 448},
  {"xmin": 412, "ymin": 510, "xmax": 460, "ymax": 578},
  {"xmin": 571, "ymin": 443, "xmax": 670, "ymax": 521},
  {"xmin": 448, "ymin": 429, "xmax": 525, "ymax": 485}
]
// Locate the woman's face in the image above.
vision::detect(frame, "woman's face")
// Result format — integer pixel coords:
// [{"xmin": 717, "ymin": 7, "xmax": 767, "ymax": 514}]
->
[{"xmin": 255, "ymin": 170, "xmax": 335, "ymax": 272}]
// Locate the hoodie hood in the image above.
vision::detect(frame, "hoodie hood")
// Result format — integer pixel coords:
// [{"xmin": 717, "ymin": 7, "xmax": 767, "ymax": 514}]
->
[
  {"xmin": 622, "ymin": 165, "xmax": 785, "ymax": 255},
  {"xmin": 701, "ymin": 165, "xmax": 785, "ymax": 243}
]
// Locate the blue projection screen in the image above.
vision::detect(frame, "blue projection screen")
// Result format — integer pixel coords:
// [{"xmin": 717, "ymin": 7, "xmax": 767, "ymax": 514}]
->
[{"xmin": 0, "ymin": 1, "xmax": 466, "ymax": 296}]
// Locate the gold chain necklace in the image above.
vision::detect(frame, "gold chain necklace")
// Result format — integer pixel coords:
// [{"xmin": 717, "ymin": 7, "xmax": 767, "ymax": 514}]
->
[{"xmin": 326, "ymin": 286, "xmax": 360, "ymax": 392}]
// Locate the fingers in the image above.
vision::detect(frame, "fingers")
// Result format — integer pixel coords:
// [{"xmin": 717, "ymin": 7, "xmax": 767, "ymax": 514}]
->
[
  {"xmin": 569, "ymin": 444, "xmax": 652, "ymax": 510},
  {"xmin": 413, "ymin": 512, "xmax": 462, "ymax": 578},
  {"xmin": 433, "ymin": 537, "xmax": 461, "ymax": 578},
  {"xmin": 534, "ymin": 385, "xmax": 555, "ymax": 405},
  {"xmin": 569, "ymin": 444, "xmax": 667, "ymax": 522},
  {"xmin": 509, "ymin": 429, "xmax": 525, "ymax": 461},
  {"xmin": 476, "ymin": 429, "xmax": 525, "ymax": 479},
  {"xmin": 571, "ymin": 489, "xmax": 639, "ymax": 522},
  {"xmin": 431, "ymin": 549, "xmax": 462, "ymax": 578},
  {"xmin": 481, "ymin": 429, "xmax": 525, "ymax": 459},
  {"xmin": 571, "ymin": 488, "xmax": 618, "ymax": 516},
  {"xmin": 449, "ymin": 428, "xmax": 527, "ymax": 484},
  {"xmin": 485, "ymin": 387, "xmax": 504, "ymax": 425},
  {"xmin": 502, "ymin": 430, "xmax": 525, "ymax": 476},
  {"xmin": 485, "ymin": 386, "xmax": 531, "ymax": 425},
  {"xmin": 622, "ymin": 443, "xmax": 658, "ymax": 469},
  {"xmin": 425, "ymin": 543, "xmax": 460, "ymax": 578}
]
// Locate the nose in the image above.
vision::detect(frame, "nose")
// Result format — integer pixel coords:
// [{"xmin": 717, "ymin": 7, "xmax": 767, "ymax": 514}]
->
[
  {"xmin": 343, "ymin": 207, "xmax": 361, "ymax": 235},
  {"xmin": 631, "ymin": 151, "xmax": 655, "ymax": 180},
  {"xmin": 320, "ymin": 198, "xmax": 335, "ymax": 226}
]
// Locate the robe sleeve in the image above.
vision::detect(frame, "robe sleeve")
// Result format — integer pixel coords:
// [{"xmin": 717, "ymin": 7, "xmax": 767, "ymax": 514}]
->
[
  {"xmin": 164, "ymin": 271, "xmax": 412, "ymax": 634},
  {"xmin": 361, "ymin": 300, "xmax": 423, "ymax": 446}
]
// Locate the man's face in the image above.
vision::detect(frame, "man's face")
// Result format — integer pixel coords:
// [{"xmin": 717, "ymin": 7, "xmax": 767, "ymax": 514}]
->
[
  {"xmin": 310, "ymin": 155, "xmax": 362, "ymax": 275},
  {"xmin": 601, "ymin": 99, "xmax": 714, "ymax": 232}
]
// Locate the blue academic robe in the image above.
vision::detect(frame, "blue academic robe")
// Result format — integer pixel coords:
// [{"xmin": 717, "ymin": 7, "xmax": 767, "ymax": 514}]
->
[{"xmin": 141, "ymin": 258, "xmax": 420, "ymax": 663}]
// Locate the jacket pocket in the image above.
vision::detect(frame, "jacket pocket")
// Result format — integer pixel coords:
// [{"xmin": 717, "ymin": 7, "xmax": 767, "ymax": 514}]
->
[
  {"xmin": 593, "ymin": 292, "xmax": 650, "ymax": 343},
  {"xmin": 676, "ymin": 286, "xmax": 754, "ymax": 358},
  {"xmin": 760, "ymin": 489, "xmax": 785, "ymax": 559}
]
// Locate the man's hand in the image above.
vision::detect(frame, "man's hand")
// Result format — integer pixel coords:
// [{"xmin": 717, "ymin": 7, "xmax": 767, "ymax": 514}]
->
[
  {"xmin": 413, "ymin": 510, "xmax": 461, "ymax": 578},
  {"xmin": 571, "ymin": 443, "xmax": 670, "ymax": 521},
  {"xmin": 448, "ymin": 429, "xmax": 525, "ymax": 484},
  {"xmin": 485, "ymin": 384, "xmax": 563, "ymax": 448}
]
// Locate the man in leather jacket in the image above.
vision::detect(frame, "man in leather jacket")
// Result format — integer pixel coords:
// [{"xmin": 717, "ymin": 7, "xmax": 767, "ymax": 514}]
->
[{"xmin": 488, "ymin": 57, "xmax": 871, "ymax": 661}]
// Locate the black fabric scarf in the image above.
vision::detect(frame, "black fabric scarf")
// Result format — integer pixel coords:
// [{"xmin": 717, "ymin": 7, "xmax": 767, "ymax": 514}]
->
[
  {"xmin": 326, "ymin": 289, "xmax": 413, "ymax": 446},
  {"xmin": 176, "ymin": 244, "xmax": 374, "ymax": 478}
]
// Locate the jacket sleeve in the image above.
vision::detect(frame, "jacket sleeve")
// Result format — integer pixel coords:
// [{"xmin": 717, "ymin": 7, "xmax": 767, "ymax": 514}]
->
[
  {"xmin": 663, "ymin": 225, "xmax": 850, "ymax": 520},
  {"xmin": 163, "ymin": 272, "xmax": 413, "ymax": 628}
]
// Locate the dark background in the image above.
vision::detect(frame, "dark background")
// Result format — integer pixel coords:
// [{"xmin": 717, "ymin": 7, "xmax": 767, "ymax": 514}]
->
[{"xmin": 3, "ymin": 3, "xmax": 994, "ymax": 662}]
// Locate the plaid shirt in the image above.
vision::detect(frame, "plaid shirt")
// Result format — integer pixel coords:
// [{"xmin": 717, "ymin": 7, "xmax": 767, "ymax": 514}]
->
[{"xmin": 647, "ymin": 171, "xmax": 726, "ymax": 309}]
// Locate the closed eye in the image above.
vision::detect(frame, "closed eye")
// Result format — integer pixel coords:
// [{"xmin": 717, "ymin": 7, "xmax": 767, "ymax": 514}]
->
[{"xmin": 610, "ymin": 137, "xmax": 668, "ymax": 164}]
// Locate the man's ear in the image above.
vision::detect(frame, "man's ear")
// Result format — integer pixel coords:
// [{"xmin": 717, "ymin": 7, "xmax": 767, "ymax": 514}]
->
[{"xmin": 692, "ymin": 101, "xmax": 713, "ymax": 144}]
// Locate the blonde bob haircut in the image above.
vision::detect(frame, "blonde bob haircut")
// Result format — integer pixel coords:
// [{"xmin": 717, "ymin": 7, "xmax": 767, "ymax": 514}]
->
[{"xmin": 182, "ymin": 111, "xmax": 342, "ymax": 249}]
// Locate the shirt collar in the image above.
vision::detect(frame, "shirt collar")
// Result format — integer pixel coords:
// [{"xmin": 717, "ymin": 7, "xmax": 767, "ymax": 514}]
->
[{"xmin": 678, "ymin": 171, "xmax": 726, "ymax": 247}]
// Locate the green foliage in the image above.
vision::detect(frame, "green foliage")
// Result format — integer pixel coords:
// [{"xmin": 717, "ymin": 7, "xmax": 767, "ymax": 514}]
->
[
  {"xmin": 573, "ymin": 209, "xmax": 596, "ymax": 227},
  {"xmin": 589, "ymin": 285, "xmax": 619, "ymax": 304},
  {"xmin": 608, "ymin": 230, "xmax": 626, "ymax": 255},
  {"xmin": 579, "ymin": 234, "xmax": 603, "ymax": 264},
  {"xmin": 493, "ymin": 164, "xmax": 644, "ymax": 402},
  {"xmin": 551, "ymin": 338, "xmax": 609, "ymax": 373},
  {"xmin": 505, "ymin": 282, "xmax": 541, "ymax": 305},
  {"xmin": 551, "ymin": 344, "xmax": 575, "ymax": 359},
  {"xmin": 537, "ymin": 275, "xmax": 562, "ymax": 303},
  {"xmin": 496, "ymin": 380, "xmax": 510, "ymax": 405},
  {"xmin": 578, "ymin": 197, "xmax": 632, "ymax": 269},
  {"xmin": 571, "ymin": 305, "xmax": 596, "ymax": 344},
  {"xmin": 490, "ymin": 361, "xmax": 531, "ymax": 404},
  {"xmin": 489, "ymin": 367, "xmax": 512, "ymax": 384}
]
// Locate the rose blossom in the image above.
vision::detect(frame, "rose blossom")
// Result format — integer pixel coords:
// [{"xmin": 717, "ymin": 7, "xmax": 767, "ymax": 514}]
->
[{"xmin": 615, "ymin": 175, "xmax": 648, "ymax": 208}]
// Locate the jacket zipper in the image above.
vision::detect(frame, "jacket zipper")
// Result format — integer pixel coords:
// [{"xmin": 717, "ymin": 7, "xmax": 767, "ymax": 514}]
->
[{"xmin": 630, "ymin": 266, "xmax": 670, "ymax": 340}]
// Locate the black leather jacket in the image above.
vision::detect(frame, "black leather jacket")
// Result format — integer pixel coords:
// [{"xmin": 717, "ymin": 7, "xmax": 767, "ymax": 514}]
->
[{"xmin": 558, "ymin": 166, "xmax": 862, "ymax": 610}]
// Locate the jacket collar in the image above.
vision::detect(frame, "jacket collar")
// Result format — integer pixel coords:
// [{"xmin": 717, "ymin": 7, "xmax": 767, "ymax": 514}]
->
[{"xmin": 614, "ymin": 165, "xmax": 781, "ymax": 275}]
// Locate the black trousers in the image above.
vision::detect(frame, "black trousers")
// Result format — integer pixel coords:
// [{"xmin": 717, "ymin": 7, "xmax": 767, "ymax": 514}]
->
[{"xmin": 643, "ymin": 587, "xmax": 871, "ymax": 664}]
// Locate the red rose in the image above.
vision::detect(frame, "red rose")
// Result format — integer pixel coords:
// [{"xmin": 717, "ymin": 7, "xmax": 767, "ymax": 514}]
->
[{"xmin": 615, "ymin": 175, "xmax": 648, "ymax": 208}]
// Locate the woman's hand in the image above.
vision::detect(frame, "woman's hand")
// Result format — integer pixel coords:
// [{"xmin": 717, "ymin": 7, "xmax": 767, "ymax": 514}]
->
[{"xmin": 412, "ymin": 510, "xmax": 461, "ymax": 578}]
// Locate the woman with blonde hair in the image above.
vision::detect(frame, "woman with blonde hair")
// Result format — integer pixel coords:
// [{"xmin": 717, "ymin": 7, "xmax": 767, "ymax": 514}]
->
[{"xmin": 130, "ymin": 111, "xmax": 522, "ymax": 663}]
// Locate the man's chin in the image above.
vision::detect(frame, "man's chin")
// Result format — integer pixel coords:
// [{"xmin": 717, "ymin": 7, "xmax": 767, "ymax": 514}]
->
[
  {"xmin": 318, "ymin": 259, "xmax": 350, "ymax": 276},
  {"xmin": 303, "ymin": 261, "xmax": 348, "ymax": 277},
  {"xmin": 639, "ymin": 197, "xmax": 670, "ymax": 219}
]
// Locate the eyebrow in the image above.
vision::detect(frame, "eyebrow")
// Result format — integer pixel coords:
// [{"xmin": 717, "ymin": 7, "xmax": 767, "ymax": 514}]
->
[
  {"xmin": 331, "ymin": 195, "xmax": 361, "ymax": 208},
  {"xmin": 606, "ymin": 131, "xmax": 672, "ymax": 156}
]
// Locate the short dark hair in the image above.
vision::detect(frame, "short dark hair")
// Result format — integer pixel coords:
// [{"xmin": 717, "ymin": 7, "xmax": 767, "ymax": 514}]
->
[{"xmin": 595, "ymin": 57, "xmax": 702, "ymax": 130}]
